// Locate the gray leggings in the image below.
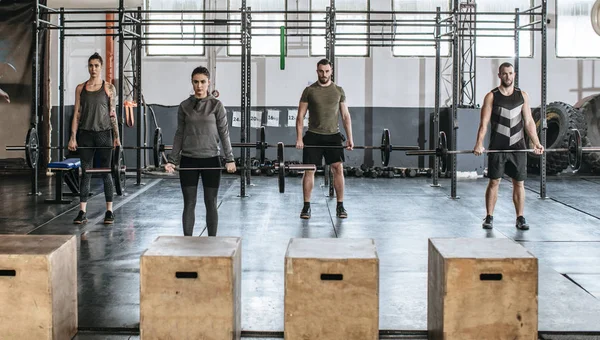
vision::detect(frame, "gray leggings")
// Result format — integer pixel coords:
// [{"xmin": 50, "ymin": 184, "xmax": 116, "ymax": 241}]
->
[
  {"xmin": 179, "ymin": 156, "xmax": 221, "ymax": 236},
  {"xmin": 78, "ymin": 130, "xmax": 114, "ymax": 203}
]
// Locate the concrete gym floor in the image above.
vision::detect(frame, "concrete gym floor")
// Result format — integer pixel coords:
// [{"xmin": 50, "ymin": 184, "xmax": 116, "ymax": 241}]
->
[{"xmin": 1, "ymin": 172, "xmax": 600, "ymax": 340}]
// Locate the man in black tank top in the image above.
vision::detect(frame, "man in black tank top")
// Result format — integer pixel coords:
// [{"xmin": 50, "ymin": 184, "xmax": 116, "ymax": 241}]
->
[{"xmin": 473, "ymin": 62, "xmax": 544, "ymax": 231}]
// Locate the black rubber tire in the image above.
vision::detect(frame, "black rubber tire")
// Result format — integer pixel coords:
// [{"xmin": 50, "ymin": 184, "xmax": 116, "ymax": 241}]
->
[
  {"xmin": 527, "ymin": 101, "xmax": 587, "ymax": 175},
  {"xmin": 574, "ymin": 94, "xmax": 600, "ymax": 173}
]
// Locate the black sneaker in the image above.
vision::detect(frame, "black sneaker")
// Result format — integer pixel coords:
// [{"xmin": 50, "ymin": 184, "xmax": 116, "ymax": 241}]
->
[
  {"xmin": 482, "ymin": 215, "xmax": 493, "ymax": 229},
  {"xmin": 104, "ymin": 211, "xmax": 115, "ymax": 224},
  {"xmin": 300, "ymin": 206, "xmax": 311, "ymax": 219},
  {"xmin": 73, "ymin": 210, "xmax": 87, "ymax": 224},
  {"xmin": 336, "ymin": 205, "xmax": 348, "ymax": 219},
  {"xmin": 516, "ymin": 216, "xmax": 529, "ymax": 230}
]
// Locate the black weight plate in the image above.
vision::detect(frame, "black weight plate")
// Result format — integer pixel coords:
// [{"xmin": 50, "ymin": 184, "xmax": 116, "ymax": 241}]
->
[
  {"xmin": 260, "ymin": 126, "xmax": 266, "ymax": 164},
  {"xmin": 25, "ymin": 127, "xmax": 39, "ymax": 168},
  {"xmin": 568, "ymin": 128, "xmax": 582, "ymax": 171},
  {"xmin": 278, "ymin": 142, "xmax": 285, "ymax": 193},
  {"xmin": 438, "ymin": 131, "xmax": 448, "ymax": 173},
  {"xmin": 113, "ymin": 146, "xmax": 125, "ymax": 195},
  {"xmin": 153, "ymin": 127, "xmax": 162, "ymax": 167},
  {"xmin": 381, "ymin": 128, "xmax": 391, "ymax": 166}
]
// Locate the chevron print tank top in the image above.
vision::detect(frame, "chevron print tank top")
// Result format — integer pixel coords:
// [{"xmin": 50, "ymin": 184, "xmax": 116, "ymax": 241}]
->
[{"xmin": 489, "ymin": 87, "xmax": 527, "ymax": 150}]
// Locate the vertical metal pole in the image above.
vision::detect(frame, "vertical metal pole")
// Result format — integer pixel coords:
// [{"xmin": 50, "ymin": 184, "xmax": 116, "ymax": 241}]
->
[
  {"xmin": 239, "ymin": 3, "xmax": 247, "ymax": 197},
  {"xmin": 472, "ymin": 4, "xmax": 476, "ymax": 106},
  {"xmin": 59, "ymin": 9, "xmax": 65, "ymax": 161},
  {"xmin": 118, "ymin": 0, "xmax": 125, "ymax": 150},
  {"xmin": 451, "ymin": 0, "xmax": 459, "ymax": 199},
  {"xmin": 432, "ymin": 7, "xmax": 441, "ymax": 187},
  {"xmin": 136, "ymin": 6, "xmax": 143, "ymax": 184},
  {"xmin": 245, "ymin": 8, "xmax": 252, "ymax": 188},
  {"xmin": 325, "ymin": 6, "xmax": 331, "ymax": 63},
  {"xmin": 325, "ymin": 3, "xmax": 336, "ymax": 197},
  {"xmin": 326, "ymin": 2, "xmax": 336, "ymax": 82},
  {"xmin": 31, "ymin": 0, "xmax": 40, "ymax": 196},
  {"xmin": 540, "ymin": 0, "xmax": 548, "ymax": 198},
  {"xmin": 514, "ymin": 8, "xmax": 520, "ymax": 88}
]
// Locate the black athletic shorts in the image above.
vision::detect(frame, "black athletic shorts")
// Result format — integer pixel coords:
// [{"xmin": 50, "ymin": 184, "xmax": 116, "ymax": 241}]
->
[
  {"xmin": 302, "ymin": 131, "xmax": 345, "ymax": 166},
  {"xmin": 487, "ymin": 152, "xmax": 527, "ymax": 181},
  {"xmin": 179, "ymin": 156, "xmax": 221, "ymax": 188}
]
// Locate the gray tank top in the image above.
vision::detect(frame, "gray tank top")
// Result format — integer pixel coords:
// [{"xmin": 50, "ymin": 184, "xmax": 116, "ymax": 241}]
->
[{"xmin": 79, "ymin": 80, "xmax": 112, "ymax": 131}]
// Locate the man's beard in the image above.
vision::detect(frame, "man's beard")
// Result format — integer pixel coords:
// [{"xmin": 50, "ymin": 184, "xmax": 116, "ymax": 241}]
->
[
  {"xmin": 501, "ymin": 79, "xmax": 513, "ymax": 87},
  {"xmin": 318, "ymin": 76, "xmax": 330, "ymax": 84}
]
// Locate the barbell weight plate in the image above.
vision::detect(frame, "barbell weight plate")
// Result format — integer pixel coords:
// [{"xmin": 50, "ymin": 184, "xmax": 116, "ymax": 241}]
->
[
  {"xmin": 381, "ymin": 128, "xmax": 391, "ymax": 166},
  {"xmin": 438, "ymin": 131, "xmax": 448, "ymax": 173},
  {"xmin": 592, "ymin": 0, "xmax": 600, "ymax": 36},
  {"xmin": 260, "ymin": 126, "xmax": 266, "ymax": 165},
  {"xmin": 119, "ymin": 147, "xmax": 126, "ymax": 195},
  {"xmin": 278, "ymin": 142, "xmax": 285, "ymax": 193},
  {"xmin": 153, "ymin": 127, "xmax": 162, "ymax": 167},
  {"xmin": 25, "ymin": 127, "xmax": 39, "ymax": 169},
  {"xmin": 568, "ymin": 128, "xmax": 582, "ymax": 171},
  {"xmin": 113, "ymin": 146, "xmax": 125, "ymax": 195}
]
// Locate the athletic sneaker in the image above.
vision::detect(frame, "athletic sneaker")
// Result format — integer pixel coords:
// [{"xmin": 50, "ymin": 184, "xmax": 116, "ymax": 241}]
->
[
  {"xmin": 300, "ymin": 206, "xmax": 311, "ymax": 219},
  {"xmin": 73, "ymin": 210, "xmax": 87, "ymax": 224},
  {"xmin": 336, "ymin": 205, "xmax": 348, "ymax": 219},
  {"xmin": 482, "ymin": 215, "xmax": 493, "ymax": 229},
  {"xmin": 104, "ymin": 211, "xmax": 115, "ymax": 224},
  {"xmin": 516, "ymin": 216, "xmax": 529, "ymax": 230}
]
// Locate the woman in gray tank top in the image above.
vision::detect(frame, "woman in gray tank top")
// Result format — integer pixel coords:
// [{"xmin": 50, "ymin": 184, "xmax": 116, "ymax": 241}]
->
[{"xmin": 67, "ymin": 53, "xmax": 121, "ymax": 225}]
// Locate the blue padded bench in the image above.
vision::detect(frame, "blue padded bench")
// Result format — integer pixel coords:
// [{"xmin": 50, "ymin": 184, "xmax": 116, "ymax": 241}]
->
[
  {"xmin": 46, "ymin": 158, "xmax": 81, "ymax": 204},
  {"xmin": 48, "ymin": 158, "xmax": 81, "ymax": 170}
]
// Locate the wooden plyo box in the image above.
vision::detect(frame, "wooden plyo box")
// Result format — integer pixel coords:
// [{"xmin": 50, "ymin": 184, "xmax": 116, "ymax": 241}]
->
[
  {"xmin": 0, "ymin": 235, "xmax": 78, "ymax": 340},
  {"xmin": 428, "ymin": 238, "xmax": 538, "ymax": 340},
  {"xmin": 284, "ymin": 238, "xmax": 379, "ymax": 340},
  {"xmin": 140, "ymin": 236, "xmax": 242, "ymax": 340}
]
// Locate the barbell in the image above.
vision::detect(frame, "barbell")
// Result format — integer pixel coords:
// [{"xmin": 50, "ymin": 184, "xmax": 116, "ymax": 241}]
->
[
  {"xmin": 84, "ymin": 145, "xmax": 127, "ymax": 196},
  {"xmin": 9, "ymin": 126, "xmax": 419, "ymax": 170},
  {"xmin": 162, "ymin": 143, "xmax": 314, "ymax": 193},
  {"xmin": 405, "ymin": 129, "xmax": 600, "ymax": 173},
  {"xmin": 155, "ymin": 127, "xmax": 420, "ymax": 167},
  {"xmin": 6, "ymin": 127, "xmax": 265, "ymax": 169},
  {"xmin": 8, "ymin": 127, "xmax": 311, "ymax": 194},
  {"xmin": 4, "ymin": 127, "xmax": 129, "ymax": 195}
]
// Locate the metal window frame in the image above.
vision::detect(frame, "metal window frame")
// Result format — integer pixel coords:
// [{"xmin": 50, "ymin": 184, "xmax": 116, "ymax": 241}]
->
[
  {"xmin": 309, "ymin": 0, "xmax": 371, "ymax": 57},
  {"xmin": 391, "ymin": 0, "xmax": 452, "ymax": 57},
  {"xmin": 555, "ymin": 0, "xmax": 600, "ymax": 58},
  {"xmin": 144, "ymin": 0, "xmax": 207, "ymax": 57},
  {"xmin": 475, "ymin": 0, "xmax": 535, "ymax": 58},
  {"xmin": 226, "ymin": 0, "xmax": 288, "ymax": 56}
]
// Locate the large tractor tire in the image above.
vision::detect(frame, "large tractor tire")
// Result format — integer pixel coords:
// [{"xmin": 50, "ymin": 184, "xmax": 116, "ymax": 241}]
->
[
  {"xmin": 527, "ymin": 101, "xmax": 587, "ymax": 175},
  {"xmin": 574, "ymin": 94, "xmax": 600, "ymax": 173}
]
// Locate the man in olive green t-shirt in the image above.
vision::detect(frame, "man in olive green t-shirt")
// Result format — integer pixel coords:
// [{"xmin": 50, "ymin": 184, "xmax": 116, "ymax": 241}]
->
[{"xmin": 296, "ymin": 58, "xmax": 354, "ymax": 219}]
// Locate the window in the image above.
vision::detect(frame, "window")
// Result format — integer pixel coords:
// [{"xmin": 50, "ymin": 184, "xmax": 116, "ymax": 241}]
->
[
  {"xmin": 310, "ymin": 0, "xmax": 369, "ymax": 56},
  {"xmin": 556, "ymin": 0, "xmax": 600, "ymax": 57},
  {"xmin": 228, "ymin": 0, "xmax": 286, "ymax": 56},
  {"xmin": 145, "ymin": 0, "xmax": 205, "ymax": 56},
  {"xmin": 392, "ymin": 0, "xmax": 450, "ymax": 57},
  {"xmin": 475, "ymin": 0, "xmax": 533, "ymax": 57}
]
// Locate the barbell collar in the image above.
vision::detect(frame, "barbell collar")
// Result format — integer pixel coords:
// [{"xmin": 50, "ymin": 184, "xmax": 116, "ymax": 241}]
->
[{"xmin": 6, "ymin": 146, "xmax": 26, "ymax": 151}]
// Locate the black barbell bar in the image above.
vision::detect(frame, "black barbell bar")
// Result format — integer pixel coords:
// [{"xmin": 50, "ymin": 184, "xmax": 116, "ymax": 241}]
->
[{"xmin": 405, "ymin": 129, "xmax": 600, "ymax": 173}]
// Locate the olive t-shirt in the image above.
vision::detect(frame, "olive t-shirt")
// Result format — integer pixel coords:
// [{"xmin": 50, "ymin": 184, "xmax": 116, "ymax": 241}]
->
[{"xmin": 300, "ymin": 81, "xmax": 346, "ymax": 135}]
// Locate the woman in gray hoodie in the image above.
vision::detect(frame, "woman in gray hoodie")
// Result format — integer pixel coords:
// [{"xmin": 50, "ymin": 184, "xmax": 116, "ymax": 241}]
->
[{"xmin": 165, "ymin": 66, "xmax": 236, "ymax": 236}]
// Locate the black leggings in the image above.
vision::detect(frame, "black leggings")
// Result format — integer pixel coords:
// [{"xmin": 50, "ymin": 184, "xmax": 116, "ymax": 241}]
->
[
  {"xmin": 179, "ymin": 156, "xmax": 221, "ymax": 236},
  {"xmin": 78, "ymin": 130, "xmax": 114, "ymax": 203}
]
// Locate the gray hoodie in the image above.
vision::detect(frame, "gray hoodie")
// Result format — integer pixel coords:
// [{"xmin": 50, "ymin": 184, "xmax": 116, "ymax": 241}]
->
[{"xmin": 168, "ymin": 95, "xmax": 235, "ymax": 165}]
